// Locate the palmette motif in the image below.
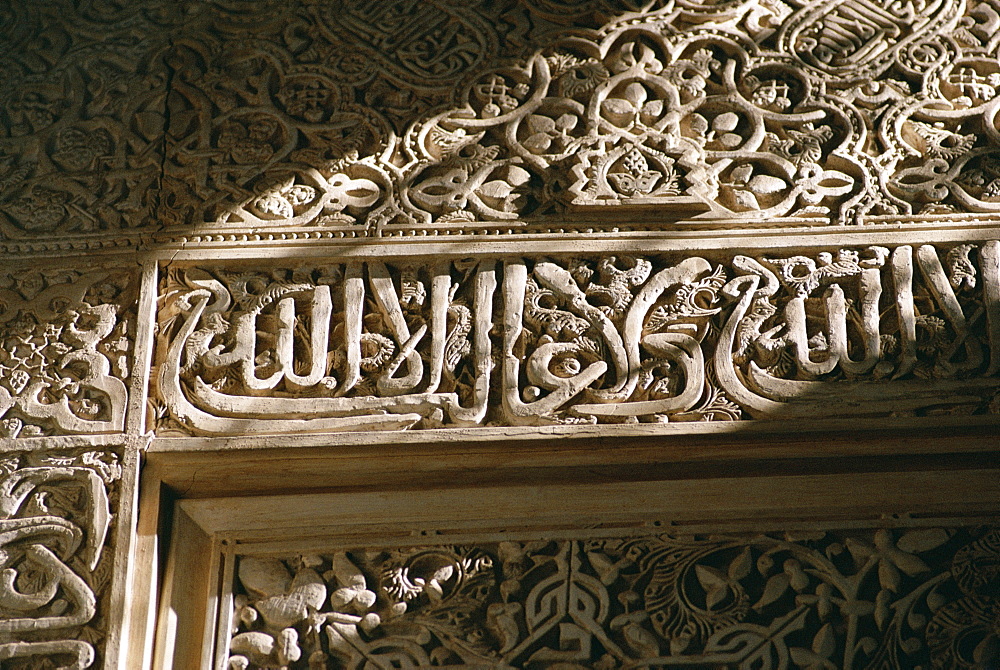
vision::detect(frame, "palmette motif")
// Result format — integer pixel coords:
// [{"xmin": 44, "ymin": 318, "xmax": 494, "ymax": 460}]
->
[
  {"xmin": 226, "ymin": 527, "xmax": 1000, "ymax": 669},
  {"xmin": 153, "ymin": 241, "xmax": 1000, "ymax": 435},
  {"xmin": 0, "ymin": 449, "xmax": 122, "ymax": 669}
]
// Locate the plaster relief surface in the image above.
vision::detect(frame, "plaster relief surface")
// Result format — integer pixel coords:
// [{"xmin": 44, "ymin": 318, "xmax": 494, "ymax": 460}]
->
[
  {"xmin": 155, "ymin": 0, "xmax": 1000, "ymax": 237},
  {"xmin": 0, "ymin": 1, "xmax": 174, "ymax": 239},
  {"xmin": 4, "ymin": 0, "xmax": 1000, "ymax": 252},
  {"xmin": 2, "ymin": 0, "xmax": 1000, "ymax": 666},
  {"xmin": 158, "ymin": 0, "xmax": 675, "ymax": 234},
  {"xmin": 0, "ymin": 448, "xmax": 124, "ymax": 669},
  {"xmin": 226, "ymin": 527, "xmax": 1000, "ymax": 669},
  {"xmin": 154, "ymin": 242, "xmax": 1000, "ymax": 435},
  {"xmin": 0, "ymin": 269, "xmax": 135, "ymax": 438}
]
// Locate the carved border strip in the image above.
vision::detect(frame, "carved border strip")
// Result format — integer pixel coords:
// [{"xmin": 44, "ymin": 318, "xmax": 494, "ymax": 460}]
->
[
  {"xmin": 221, "ymin": 525, "xmax": 1000, "ymax": 669},
  {"xmin": 0, "ymin": 443, "xmax": 139, "ymax": 670},
  {"xmin": 151, "ymin": 240, "xmax": 1000, "ymax": 438}
]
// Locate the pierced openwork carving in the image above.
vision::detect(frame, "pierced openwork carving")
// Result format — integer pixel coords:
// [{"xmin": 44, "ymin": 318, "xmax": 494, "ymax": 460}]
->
[
  {"xmin": 0, "ymin": 448, "xmax": 123, "ymax": 669},
  {"xmin": 0, "ymin": 269, "xmax": 135, "ymax": 438},
  {"xmin": 153, "ymin": 240, "xmax": 1000, "ymax": 435},
  {"xmin": 226, "ymin": 527, "xmax": 1000, "ymax": 669}
]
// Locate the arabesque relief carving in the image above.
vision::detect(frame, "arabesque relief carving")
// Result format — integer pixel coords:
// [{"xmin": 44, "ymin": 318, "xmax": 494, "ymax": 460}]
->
[
  {"xmin": 0, "ymin": 1, "xmax": 174, "ymax": 239},
  {"xmin": 3, "ymin": 1, "xmax": 1000, "ymax": 665},
  {"xmin": 226, "ymin": 527, "xmax": 1000, "ymax": 669},
  {"xmin": 160, "ymin": 0, "xmax": 1000, "ymax": 234},
  {"xmin": 0, "ymin": 269, "xmax": 134, "ymax": 438},
  {"xmin": 162, "ymin": 0, "xmax": 756, "ymax": 234},
  {"xmin": 5, "ymin": 0, "xmax": 1000, "ymax": 245},
  {"xmin": 154, "ymin": 241, "xmax": 1000, "ymax": 435},
  {"xmin": 0, "ymin": 449, "xmax": 122, "ymax": 669}
]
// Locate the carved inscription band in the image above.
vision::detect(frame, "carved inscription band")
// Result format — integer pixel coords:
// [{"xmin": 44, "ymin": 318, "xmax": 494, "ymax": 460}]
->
[
  {"xmin": 0, "ymin": 449, "xmax": 122, "ymax": 668},
  {"xmin": 155, "ymin": 242, "xmax": 1000, "ymax": 435}
]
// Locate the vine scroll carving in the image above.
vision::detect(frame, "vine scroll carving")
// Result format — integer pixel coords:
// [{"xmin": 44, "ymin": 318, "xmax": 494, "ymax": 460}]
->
[
  {"xmin": 158, "ymin": 0, "xmax": 1000, "ymax": 235},
  {"xmin": 6, "ymin": 0, "xmax": 1000, "ymax": 244},
  {"xmin": 226, "ymin": 527, "xmax": 1000, "ymax": 669}
]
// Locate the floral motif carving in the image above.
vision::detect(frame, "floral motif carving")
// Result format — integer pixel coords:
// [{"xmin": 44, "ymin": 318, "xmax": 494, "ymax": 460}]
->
[
  {"xmin": 0, "ymin": 1, "xmax": 174, "ymax": 238},
  {"xmin": 0, "ymin": 449, "xmax": 123, "ymax": 669},
  {"xmin": 226, "ymin": 527, "xmax": 1000, "ymax": 669},
  {"xmin": 154, "ymin": 241, "xmax": 1000, "ymax": 435},
  {"xmin": 5, "ymin": 0, "xmax": 1000, "ymax": 243},
  {"xmin": 157, "ymin": 0, "xmax": 660, "ymax": 232},
  {"xmin": 0, "ymin": 269, "xmax": 134, "ymax": 438},
  {"xmin": 154, "ymin": 0, "xmax": 1000, "ymax": 234}
]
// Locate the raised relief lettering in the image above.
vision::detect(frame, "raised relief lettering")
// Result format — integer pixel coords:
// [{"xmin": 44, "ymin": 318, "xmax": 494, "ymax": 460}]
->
[
  {"xmin": 0, "ymin": 450, "xmax": 122, "ymax": 668},
  {"xmin": 154, "ymin": 242, "xmax": 1000, "ymax": 435}
]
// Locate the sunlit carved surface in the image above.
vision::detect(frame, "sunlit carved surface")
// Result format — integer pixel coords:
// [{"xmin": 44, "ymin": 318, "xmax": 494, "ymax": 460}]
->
[
  {"xmin": 154, "ymin": 242, "xmax": 1000, "ymax": 434},
  {"xmin": 2, "ymin": 1, "xmax": 1000, "ymax": 667},
  {"xmin": 158, "ymin": 0, "xmax": 1000, "ymax": 233},
  {"xmin": 4, "ymin": 0, "xmax": 1000, "ymax": 249},
  {"xmin": 0, "ymin": 448, "xmax": 123, "ymax": 668},
  {"xmin": 0, "ymin": 269, "xmax": 135, "ymax": 438},
  {"xmin": 226, "ymin": 527, "xmax": 1000, "ymax": 669}
]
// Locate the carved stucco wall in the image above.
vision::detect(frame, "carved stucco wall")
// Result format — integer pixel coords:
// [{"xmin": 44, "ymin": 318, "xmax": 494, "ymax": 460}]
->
[{"xmin": 0, "ymin": 0, "xmax": 999, "ymax": 668}]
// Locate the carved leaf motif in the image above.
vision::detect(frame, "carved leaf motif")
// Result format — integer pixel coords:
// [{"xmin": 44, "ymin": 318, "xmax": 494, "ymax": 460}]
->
[
  {"xmin": 695, "ymin": 564, "xmax": 729, "ymax": 609},
  {"xmin": 479, "ymin": 181, "xmax": 516, "ymax": 199},
  {"xmin": 528, "ymin": 115, "xmax": 556, "ymax": 135},
  {"xmin": 813, "ymin": 623, "xmax": 836, "ymax": 658},
  {"xmin": 603, "ymin": 98, "xmax": 636, "ymax": 119},
  {"xmin": 524, "ymin": 132, "xmax": 552, "ymax": 154},
  {"xmin": 732, "ymin": 188, "xmax": 760, "ymax": 210},
  {"xmin": 896, "ymin": 528, "xmax": 951, "ymax": 554},
  {"xmin": 239, "ymin": 558, "xmax": 292, "ymax": 598},
  {"xmin": 755, "ymin": 573, "xmax": 790, "ymax": 610},
  {"xmin": 879, "ymin": 560, "xmax": 902, "ymax": 592},
  {"xmin": 729, "ymin": 547, "xmax": 752, "ymax": 581},
  {"xmin": 690, "ymin": 113, "xmax": 709, "ymax": 137},
  {"xmin": 748, "ymin": 175, "xmax": 786, "ymax": 195},
  {"xmin": 555, "ymin": 114, "xmax": 577, "ymax": 132},
  {"xmin": 623, "ymin": 621, "xmax": 660, "ymax": 657},
  {"xmin": 874, "ymin": 589, "xmax": 892, "ymax": 631},
  {"xmin": 731, "ymin": 165, "xmax": 754, "ymax": 185}
]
